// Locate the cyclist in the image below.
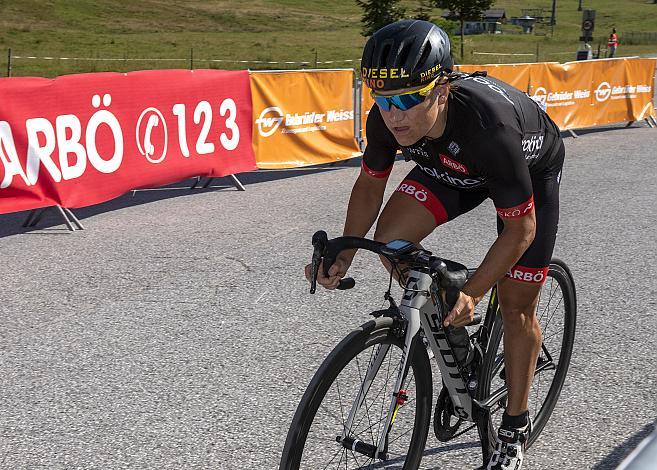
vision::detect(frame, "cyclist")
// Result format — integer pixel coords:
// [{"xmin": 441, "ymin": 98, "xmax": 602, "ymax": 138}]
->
[{"xmin": 305, "ymin": 19, "xmax": 564, "ymax": 469}]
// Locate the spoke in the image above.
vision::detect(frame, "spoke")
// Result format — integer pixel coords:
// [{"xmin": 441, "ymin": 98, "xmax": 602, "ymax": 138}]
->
[
  {"xmin": 542, "ymin": 328, "xmax": 565, "ymax": 344},
  {"xmin": 387, "ymin": 424, "xmax": 415, "ymax": 446},
  {"xmin": 319, "ymin": 402, "xmax": 347, "ymax": 426},
  {"xmin": 322, "ymin": 444, "xmax": 347, "ymax": 470},
  {"xmin": 354, "ymin": 353, "xmax": 376, "ymax": 445}
]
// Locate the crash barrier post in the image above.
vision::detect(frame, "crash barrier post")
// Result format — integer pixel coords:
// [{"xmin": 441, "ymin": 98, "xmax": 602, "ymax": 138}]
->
[
  {"xmin": 249, "ymin": 69, "xmax": 361, "ymax": 169},
  {"xmin": 0, "ymin": 69, "xmax": 256, "ymax": 219}
]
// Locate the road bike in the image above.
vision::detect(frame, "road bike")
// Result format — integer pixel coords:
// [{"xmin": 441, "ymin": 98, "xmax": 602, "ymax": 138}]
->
[{"xmin": 280, "ymin": 231, "xmax": 576, "ymax": 469}]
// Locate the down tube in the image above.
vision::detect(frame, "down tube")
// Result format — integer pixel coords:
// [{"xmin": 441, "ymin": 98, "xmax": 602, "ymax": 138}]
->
[{"xmin": 419, "ymin": 300, "xmax": 474, "ymax": 421}]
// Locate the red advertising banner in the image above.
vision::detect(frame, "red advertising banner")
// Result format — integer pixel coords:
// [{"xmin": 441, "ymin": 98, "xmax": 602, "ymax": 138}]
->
[{"xmin": 0, "ymin": 69, "xmax": 256, "ymax": 214}]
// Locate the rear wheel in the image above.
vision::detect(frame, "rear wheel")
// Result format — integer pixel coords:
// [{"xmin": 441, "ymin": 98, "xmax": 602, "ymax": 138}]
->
[
  {"xmin": 478, "ymin": 259, "xmax": 577, "ymax": 448},
  {"xmin": 280, "ymin": 317, "xmax": 433, "ymax": 469}
]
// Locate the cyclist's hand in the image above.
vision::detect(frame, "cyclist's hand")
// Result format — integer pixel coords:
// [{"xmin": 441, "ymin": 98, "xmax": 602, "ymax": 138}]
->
[
  {"xmin": 444, "ymin": 291, "xmax": 477, "ymax": 327},
  {"xmin": 304, "ymin": 257, "xmax": 351, "ymax": 290}
]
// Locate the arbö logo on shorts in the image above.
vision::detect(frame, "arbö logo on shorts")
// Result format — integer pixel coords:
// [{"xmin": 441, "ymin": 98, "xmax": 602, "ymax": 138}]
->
[
  {"xmin": 255, "ymin": 107, "xmax": 284, "ymax": 137},
  {"xmin": 507, "ymin": 268, "xmax": 546, "ymax": 283},
  {"xmin": 396, "ymin": 183, "xmax": 428, "ymax": 203},
  {"xmin": 594, "ymin": 82, "xmax": 612, "ymax": 102}
]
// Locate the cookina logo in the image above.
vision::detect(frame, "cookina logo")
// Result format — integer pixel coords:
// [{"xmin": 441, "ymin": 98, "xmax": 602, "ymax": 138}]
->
[
  {"xmin": 255, "ymin": 107, "xmax": 284, "ymax": 137},
  {"xmin": 595, "ymin": 82, "xmax": 612, "ymax": 102}
]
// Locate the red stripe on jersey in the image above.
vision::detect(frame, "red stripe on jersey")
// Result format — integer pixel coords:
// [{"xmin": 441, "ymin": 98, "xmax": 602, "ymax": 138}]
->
[
  {"xmin": 361, "ymin": 160, "xmax": 392, "ymax": 179},
  {"xmin": 505, "ymin": 265, "xmax": 549, "ymax": 284},
  {"xmin": 496, "ymin": 196, "xmax": 534, "ymax": 219},
  {"xmin": 395, "ymin": 180, "xmax": 448, "ymax": 226}
]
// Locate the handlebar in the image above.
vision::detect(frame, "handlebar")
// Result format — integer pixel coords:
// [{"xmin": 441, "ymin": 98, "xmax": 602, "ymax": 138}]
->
[
  {"xmin": 309, "ymin": 231, "xmax": 482, "ymax": 325},
  {"xmin": 310, "ymin": 231, "xmax": 472, "ymax": 291}
]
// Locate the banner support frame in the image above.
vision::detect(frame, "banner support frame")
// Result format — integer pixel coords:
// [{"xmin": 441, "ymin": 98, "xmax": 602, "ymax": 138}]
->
[
  {"xmin": 189, "ymin": 174, "xmax": 246, "ymax": 191},
  {"xmin": 22, "ymin": 205, "xmax": 84, "ymax": 232},
  {"xmin": 567, "ymin": 129, "xmax": 579, "ymax": 138}
]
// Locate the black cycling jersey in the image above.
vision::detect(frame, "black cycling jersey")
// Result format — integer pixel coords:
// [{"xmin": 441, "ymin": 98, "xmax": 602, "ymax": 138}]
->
[{"xmin": 362, "ymin": 73, "xmax": 563, "ymax": 217}]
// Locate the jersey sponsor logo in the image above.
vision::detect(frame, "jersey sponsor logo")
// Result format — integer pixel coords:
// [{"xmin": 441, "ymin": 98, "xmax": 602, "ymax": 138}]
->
[
  {"xmin": 404, "ymin": 146, "xmax": 430, "ymax": 160},
  {"xmin": 417, "ymin": 164, "xmax": 483, "ymax": 187},
  {"xmin": 448, "ymin": 141, "xmax": 460, "ymax": 155},
  {"xmin": 439, "ymin": 154, "xmax": 469, "ymax": 174},
  {"xmin": 505, "ymin": 265, "xmax": 549, "ymax": 284},
  {"xmin": 462, "ymin": 75, "xmax": 514, "ymax": 105},
  {"xmin": 496, "ymin": 196, "xmax": 534, "ymax": 219},
  {"xmin": 521, "ymin": 134, "xmax": 544, "ymax": 161}
]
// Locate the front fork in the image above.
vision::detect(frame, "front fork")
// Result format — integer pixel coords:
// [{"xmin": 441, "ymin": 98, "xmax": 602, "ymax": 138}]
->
[{"xmin": 340, "ymin": 270, "xmax": 431, "ymax": 460}]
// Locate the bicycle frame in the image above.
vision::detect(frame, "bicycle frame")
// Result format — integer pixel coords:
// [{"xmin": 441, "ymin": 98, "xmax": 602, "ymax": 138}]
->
[{"xmin": 340, "ymin": 267, "xmax": 500, "ymax": 460}]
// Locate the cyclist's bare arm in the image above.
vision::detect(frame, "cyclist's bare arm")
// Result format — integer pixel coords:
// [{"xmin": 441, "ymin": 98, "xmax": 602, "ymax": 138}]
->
[{"xmin": 305, "ymin": 169, "xmax": 388, "ymax": 289}]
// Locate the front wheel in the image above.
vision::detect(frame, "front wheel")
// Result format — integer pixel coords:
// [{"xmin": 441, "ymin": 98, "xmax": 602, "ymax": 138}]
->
[
  {"xmin": 478, "ymin": 258, "xmax": 577, "ymax": 449},
  {"xmin": 280, "ymin": 317, "xmax": 433, "ymax": 470}
]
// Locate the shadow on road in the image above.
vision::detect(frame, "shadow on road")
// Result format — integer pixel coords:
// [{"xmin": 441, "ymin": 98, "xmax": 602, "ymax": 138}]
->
[
  {"xmin": 0, "ymin": 159, "xmax": 362, "ymax": 239},
  {"xmin": 593, "ymin": 419, "xmax": 657, "ymax": 469}
]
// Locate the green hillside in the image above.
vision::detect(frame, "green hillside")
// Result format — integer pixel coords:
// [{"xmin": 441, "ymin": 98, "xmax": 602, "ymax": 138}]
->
[{"xmin": 1, "ymin": 0, "xmax": 656, "ymax": 78}]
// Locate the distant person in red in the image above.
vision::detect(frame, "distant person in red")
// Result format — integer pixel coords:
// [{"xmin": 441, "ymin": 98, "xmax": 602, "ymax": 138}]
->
[{"xmin": 607, "ymin": 28, "xmax": 618, "ymax": 58}]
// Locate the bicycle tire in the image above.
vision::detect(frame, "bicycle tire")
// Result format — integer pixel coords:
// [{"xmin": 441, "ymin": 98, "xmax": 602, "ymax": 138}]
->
[
  {"xmin": 478, "ymin": 258, "xmax": 577, "ymax": 449},
  {"xmin": 280, "ymin": 316, "xmax": 433, "ymax": 470}
]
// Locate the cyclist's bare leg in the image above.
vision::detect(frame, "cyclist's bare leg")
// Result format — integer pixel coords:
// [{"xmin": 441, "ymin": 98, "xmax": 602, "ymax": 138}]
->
[
  {"xmin": 496, "ymin": 277, "xmax": 543, "ymax": 416},
  {"xmin": 373, "ymin": 191, "xmax": 438, "ymax": 274}
]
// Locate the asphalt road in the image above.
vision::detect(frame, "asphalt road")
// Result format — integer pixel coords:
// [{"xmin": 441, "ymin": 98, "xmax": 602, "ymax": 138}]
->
[{"xmin": 1, "ymin": 123, "xmax": 656, "ymax": 469}]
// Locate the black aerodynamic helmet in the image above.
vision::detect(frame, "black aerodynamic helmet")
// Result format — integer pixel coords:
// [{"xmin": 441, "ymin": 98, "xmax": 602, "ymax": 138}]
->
[{"xmin": 361, "ymin": 19, "xmax": 453, "ymax": 92}]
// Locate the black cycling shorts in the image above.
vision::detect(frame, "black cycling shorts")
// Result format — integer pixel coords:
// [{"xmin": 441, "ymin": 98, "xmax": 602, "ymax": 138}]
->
[{"xmin": 394, "ymin": 144, "xmax": 565, "ymax": 284}]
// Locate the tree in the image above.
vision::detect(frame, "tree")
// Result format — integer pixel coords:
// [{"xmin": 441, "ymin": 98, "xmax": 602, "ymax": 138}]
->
[
  {"xmin": 356, "ymin": 0, "xmax": 406, "ymax": 37},
  {"xmin": 434, "ymin": 0, "xmax": 495, "ymax": 60},
  {"xmin": 414, "ymin": 0, "xmax": 434, "ymax": 21}
]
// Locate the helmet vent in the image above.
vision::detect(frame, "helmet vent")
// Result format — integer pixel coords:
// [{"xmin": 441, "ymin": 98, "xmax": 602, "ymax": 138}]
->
[
  {"xmin": 398, "ymin": 42, "xmax": 412, "ymax": 69},
  {"xmin": 417, "ymin": 43, "xmax": 432, "ymax": 70},
  {"xmin": 379, "ymin": 42, "xmax": 393, "ymax": 68}
]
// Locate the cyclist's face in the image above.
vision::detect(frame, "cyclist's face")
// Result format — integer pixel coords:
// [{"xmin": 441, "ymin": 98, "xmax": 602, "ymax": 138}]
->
[{"xmin": 377, "ymin": 84, "xmax": 448, "ymax": 147}]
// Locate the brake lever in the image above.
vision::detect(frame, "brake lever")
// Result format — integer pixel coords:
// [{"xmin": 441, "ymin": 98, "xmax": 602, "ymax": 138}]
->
[
  {"xmin": 310, "ymin": 245, "xmax": 322, "ymax": 294},
  {"xmin": 310, "ymin": 231, "xmax": 328, "ymax": 294}
]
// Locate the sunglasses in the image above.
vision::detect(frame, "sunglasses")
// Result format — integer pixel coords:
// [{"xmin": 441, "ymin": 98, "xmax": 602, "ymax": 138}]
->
[{"xmin": 371, "ymin": 77, "xmax": 443, "ymax": 112}]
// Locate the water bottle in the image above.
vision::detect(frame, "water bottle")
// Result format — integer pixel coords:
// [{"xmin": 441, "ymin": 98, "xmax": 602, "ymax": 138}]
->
[{"xmin": 445, "ymin": 325, "xmax": 474, "ymax": 369}]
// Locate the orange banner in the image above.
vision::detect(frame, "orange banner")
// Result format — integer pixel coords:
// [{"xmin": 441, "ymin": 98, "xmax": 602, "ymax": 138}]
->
[
  {"xmin": 527, "ymin": 61, "xmax": 595, "ymax": 129},
  {"xmin": 456, "ymin": 63, "xmax": 533, "ymax": 93},
  {"xmin": 527, "ymin": 58, "xmax": 656, "ymax": 129},
  {"xmin": 588, "ymin": 58, "xmax": 656, "ymax": 126},
  {"xmin": 250, "ymin": 70, "xmax": 361, "ymax": 169}
]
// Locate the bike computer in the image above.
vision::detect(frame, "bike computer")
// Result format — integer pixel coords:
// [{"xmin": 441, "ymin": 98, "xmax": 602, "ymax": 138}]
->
[{"xmin": 381, "ymin": 239, "xmax": 416, "ymax": 257}]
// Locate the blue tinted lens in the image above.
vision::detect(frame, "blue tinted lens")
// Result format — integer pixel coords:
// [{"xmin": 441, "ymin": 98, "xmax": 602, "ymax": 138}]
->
[{"xmin": 373, "ymin": 92, "xmax": 425, "ymax": 111}]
